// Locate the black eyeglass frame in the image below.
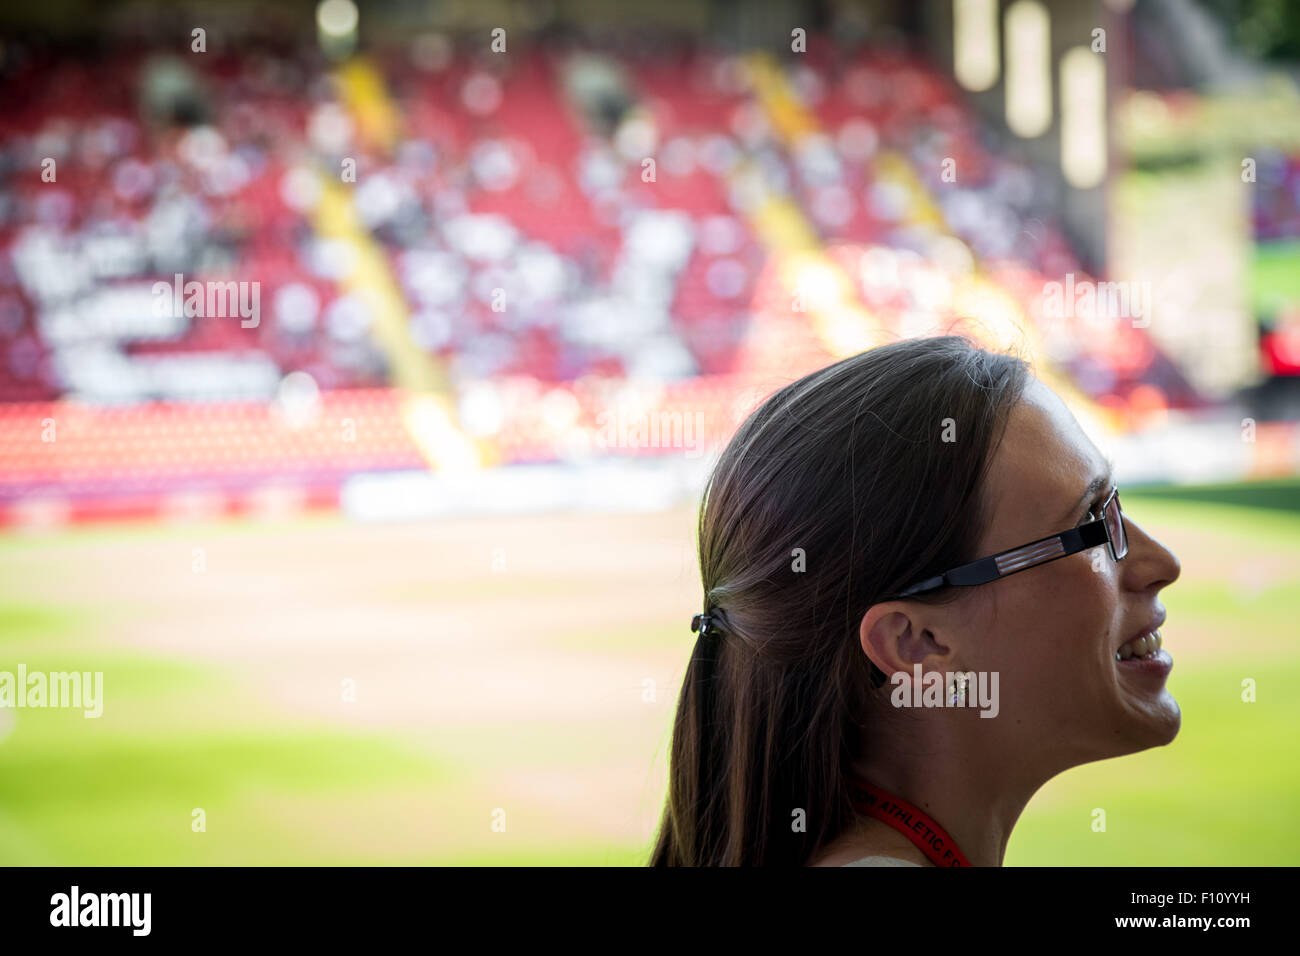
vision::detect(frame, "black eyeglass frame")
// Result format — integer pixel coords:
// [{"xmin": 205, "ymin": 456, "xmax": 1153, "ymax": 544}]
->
[{"xmin": 891, "ymin": 486, "xmax": 1127, "ymax": 598}]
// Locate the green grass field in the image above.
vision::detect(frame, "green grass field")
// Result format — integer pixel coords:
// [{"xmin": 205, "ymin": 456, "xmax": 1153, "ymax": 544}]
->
[{"xmin": 0, "ymin": 481, "xmax": 1297, "ymax": 865}]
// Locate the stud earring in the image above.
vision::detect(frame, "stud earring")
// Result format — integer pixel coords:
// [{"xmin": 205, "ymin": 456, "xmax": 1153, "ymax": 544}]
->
[{"xmin": 948, "ymin": 672, "xmax": 969, "ymax": 706}]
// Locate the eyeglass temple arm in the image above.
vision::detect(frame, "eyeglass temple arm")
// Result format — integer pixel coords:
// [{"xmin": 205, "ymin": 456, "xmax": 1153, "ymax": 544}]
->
[
  {"xmin": 894, "ymin": 522, "xmax": 1110, "ymax": 597},
  {"xmin": 895, "ymin": 557, "xmax": 999, "ymax": 597}
]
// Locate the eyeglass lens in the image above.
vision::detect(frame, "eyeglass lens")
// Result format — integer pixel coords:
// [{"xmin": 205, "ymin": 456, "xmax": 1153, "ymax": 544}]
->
[{"xmin": 1106, "ymin": 492, "xmax": 1127, "ymax": 559}]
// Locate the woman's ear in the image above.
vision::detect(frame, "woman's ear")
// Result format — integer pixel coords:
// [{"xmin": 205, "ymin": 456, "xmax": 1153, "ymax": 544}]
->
[{"xmin": 859, "ymin": 602, "xmax": 954, "ymax": 679}]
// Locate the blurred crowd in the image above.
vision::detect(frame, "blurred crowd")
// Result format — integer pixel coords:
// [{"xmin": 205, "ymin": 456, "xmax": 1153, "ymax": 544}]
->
[{"xmin": 0, "ymin": 32, "xmax": 1200, "ymax": 447}]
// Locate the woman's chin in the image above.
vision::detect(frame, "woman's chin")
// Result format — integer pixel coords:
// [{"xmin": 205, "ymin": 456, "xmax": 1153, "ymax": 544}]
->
[
  {"xmin": 1116, "ymin": 694, "xmax": 1182, "ymax": 753},
  {"xmin": 1152, "ymin": 698, "xmax": 1182, "ymax": 744}
]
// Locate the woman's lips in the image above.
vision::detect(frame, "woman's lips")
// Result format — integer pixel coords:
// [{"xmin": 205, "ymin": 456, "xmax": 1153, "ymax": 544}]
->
[
  {"xmin": 1115, "ymin": 628, "xmax": 1172, "ymax": 682},
  {"xmin": 1115, "ymin": 645, "xmax": 1173, "ymax": 682}
]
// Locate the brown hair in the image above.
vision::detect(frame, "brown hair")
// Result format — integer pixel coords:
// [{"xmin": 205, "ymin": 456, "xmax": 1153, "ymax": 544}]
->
[{"xmin": 649, "ymin": 334, "xmax": 1031, "ymax": 865}]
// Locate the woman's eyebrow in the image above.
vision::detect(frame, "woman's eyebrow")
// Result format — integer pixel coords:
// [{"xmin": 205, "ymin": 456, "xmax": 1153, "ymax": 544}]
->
[{"xmin": 1062, "ymin": 456, "xmax": 1116, "ymax": 524}]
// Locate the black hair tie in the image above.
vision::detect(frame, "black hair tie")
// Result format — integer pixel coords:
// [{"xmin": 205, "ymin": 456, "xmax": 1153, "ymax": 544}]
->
[{"xmin": 691, "ymin": 612, "xmax": 719, "ymax": 639}]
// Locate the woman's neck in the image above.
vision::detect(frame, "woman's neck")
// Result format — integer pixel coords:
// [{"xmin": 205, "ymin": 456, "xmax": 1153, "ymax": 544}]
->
[{"xmin": 836, "ymin": 734, "xmax": 1047, "ymax": 868}]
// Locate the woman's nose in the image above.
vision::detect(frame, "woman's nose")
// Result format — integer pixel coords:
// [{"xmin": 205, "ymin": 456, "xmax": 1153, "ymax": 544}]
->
[{"xmin": 1122, "ymin": 516, "xmax": 1181, "ymax": 590}]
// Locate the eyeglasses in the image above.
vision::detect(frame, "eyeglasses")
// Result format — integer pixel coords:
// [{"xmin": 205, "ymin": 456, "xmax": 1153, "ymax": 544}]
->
[{"xmin": 892, "ymin": 486, "xmax": 1128, "ymax": 598}]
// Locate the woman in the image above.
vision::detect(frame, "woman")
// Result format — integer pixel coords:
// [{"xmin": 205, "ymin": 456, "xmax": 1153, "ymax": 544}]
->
[{"xmin": 649, "ymin": 335, "xmax": 1181, "ymax": 866}]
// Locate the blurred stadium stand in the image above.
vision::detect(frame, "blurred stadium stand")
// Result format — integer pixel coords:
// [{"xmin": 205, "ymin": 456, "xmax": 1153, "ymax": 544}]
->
[{"xmin": 0, "ymin": 0, "xmax": 1296, "ymax": 525}]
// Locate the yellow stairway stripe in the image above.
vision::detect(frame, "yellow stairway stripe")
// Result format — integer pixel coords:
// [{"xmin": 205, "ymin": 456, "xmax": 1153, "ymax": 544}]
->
[
  {"xmin": 336, "ymin": 59, "xmax": 401, "ymax": 152},
  {"xmin": 317, "ymin": 57, "xmax": 484, "ymax": 471},
  {"xmin": 739, "ymin": 53, "xmax": 1121, "ymax": 436},
  {"xmin": 738, "ymin": 54, "xmax": 884, "ymax": 359}
]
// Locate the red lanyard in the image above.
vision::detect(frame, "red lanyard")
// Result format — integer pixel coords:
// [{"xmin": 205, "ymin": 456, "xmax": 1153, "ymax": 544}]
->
[{"xmin": 847, "ymin": 778, "xmax": 973, "ymax": 867}]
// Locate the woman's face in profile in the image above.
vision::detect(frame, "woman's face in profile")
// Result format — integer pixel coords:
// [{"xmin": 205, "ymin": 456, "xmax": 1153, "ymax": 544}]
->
[{"xmin": 953, "ymin": 377, "xmax": 1183, "ymax": 765}]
